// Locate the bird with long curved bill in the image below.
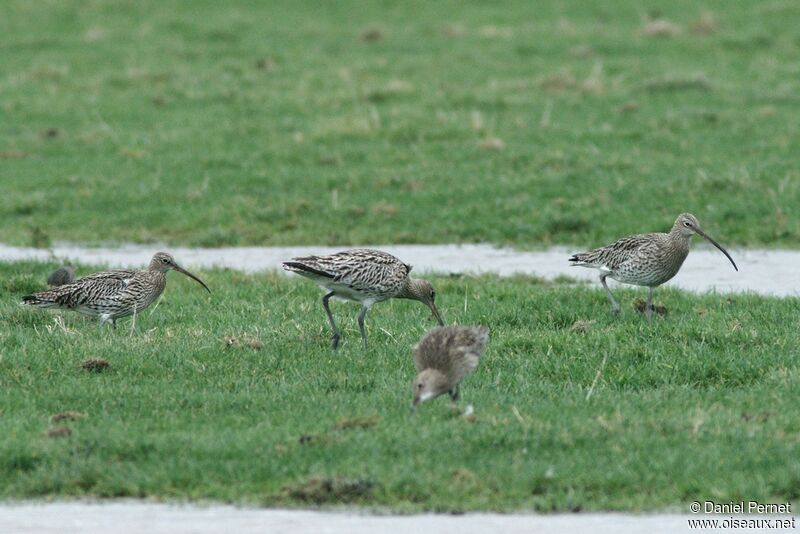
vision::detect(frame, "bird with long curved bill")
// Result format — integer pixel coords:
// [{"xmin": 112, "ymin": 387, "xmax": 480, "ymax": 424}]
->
[
  {"xmin": 569, "ymin": 213, "xmax": 738, "ymax": 318},
  {"xmin": 283, "ymin": 248, "xmax": 443, "ymax": 350},
  {"xmin": 21, "ymin": 252, "xmax": 210, "ymax": 328}
]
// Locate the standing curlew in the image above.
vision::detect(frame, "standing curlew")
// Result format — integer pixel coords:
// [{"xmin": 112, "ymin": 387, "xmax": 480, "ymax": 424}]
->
[
  {"xmin": 569, "ymin": 213, "xmax": 738, "ymax": 317},
  {"xmin": 412, "ymin": 325, "xmax": 489, "ymax": 412},
  {"xmin": 282, "ymin": 249, "xmax": 444, "ymax": 349},
  {"xmin": 22, "ymin": 252, "xmax": 210, "ymax": 328},
  {"xmin": 47, "ymin": 264, "xmax": 76, "ymax": 287}
]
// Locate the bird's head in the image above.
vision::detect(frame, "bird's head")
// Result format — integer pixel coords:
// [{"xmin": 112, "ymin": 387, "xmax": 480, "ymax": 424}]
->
[
  {"xmin": 406, "ymin": 279, "xmax": 444, "ymax": 326},
  {"xmin": 411, "ymin": 369, "xmax": 449, "ymax": 412},
  {"xmin": 149, "ymin": 252, "xmax": 211, "ymax": 292},
  {"xmin": 672, "ymin": 213, "xmax": 737, "ymax": 271}
]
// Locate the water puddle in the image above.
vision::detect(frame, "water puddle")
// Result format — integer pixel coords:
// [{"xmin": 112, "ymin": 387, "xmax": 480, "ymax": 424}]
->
[
  {"xmin": 0, "ymin": 501, "xmax": 770, "ymax": 534},
  {"xmin": 0, "ymin": 243, "xmax": 795, "ymax": 296}
]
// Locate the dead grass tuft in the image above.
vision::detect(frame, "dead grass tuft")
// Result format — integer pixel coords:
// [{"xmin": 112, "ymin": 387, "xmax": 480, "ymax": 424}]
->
[
  {"xmin": 44, "ymin": 427, "xmax": 72, "ymax": 439},
  {"xmin": 570, "ymin": 320, "xmax": 596, "ymax": 333},
  {"xmin": 477, "ymin": 137, "xmax": 505, "ymax": 151},
  {"xmin": 640, "ymin": 18, "xmax": 681, "ymax": 37},
  {"xmin": 334, "ymin": 415, "xmax": 379, "ymax": 431}
]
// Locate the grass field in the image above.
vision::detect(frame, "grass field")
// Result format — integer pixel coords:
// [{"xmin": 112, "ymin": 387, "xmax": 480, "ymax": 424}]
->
[
  {"xmin": 2, "ymin": 261, "xmax": 799, "ymax": 511},
  {"xmin": 2, "ymin": 0, "xmax": 800, "ymax": 248}
]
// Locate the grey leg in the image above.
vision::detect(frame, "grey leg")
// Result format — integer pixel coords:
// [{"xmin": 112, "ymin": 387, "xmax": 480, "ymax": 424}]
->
[
  {"xmin": 357, "ymin": 305, "xmax": 369, "ymax": 350},
  {"xmin": 600, "ymin": 275, "xmax": 621, "ymax": 314},
  {"xmin": 449, "ymin": 385, "xmax": 460, "ymax": 402},
  {"xmin": 322, "ymin": 292, "xmax": 341, "ymax": 349},
  {"xmin": 646, "ymin": 287, "xmax": 654, "ymax": 320}
]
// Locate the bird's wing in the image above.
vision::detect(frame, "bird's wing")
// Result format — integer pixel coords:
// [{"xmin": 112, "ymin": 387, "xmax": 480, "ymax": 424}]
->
[
  {"xmin": 414, "ymin": 325, "xmax": 489, "ymax": 375},
  {"xmin": 75, "ymin": 269, "xmax": 139, "ymax": 284},
  {"xmin": 286, "ymin": 249, "xmax": 410, "ymax": 293},
  {"xmin": 331, "ymin": 250, "xmax": 409, "ymax": 292},
  {"xmin": 570, "ymin": 233, "xmax": 661, "ymax": 271},
  {"xmin": 23, "ymin": 274, "xmax": 133, "ymax": 308}
]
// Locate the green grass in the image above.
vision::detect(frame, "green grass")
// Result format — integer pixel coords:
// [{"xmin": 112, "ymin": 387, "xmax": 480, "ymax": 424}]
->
[
  {"xmin": 2, "ymin": 261, "xmax": 799, "ymax": 511},
  {"xmin": 2, "ymin": 0, "xmax": 800, "ymax": 248}
]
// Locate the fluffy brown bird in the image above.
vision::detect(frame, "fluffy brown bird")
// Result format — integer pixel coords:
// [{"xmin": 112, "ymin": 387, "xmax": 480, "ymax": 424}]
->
[{"xmin": 412, "ymin": 325, "xmax": 489, "ymax": 412}]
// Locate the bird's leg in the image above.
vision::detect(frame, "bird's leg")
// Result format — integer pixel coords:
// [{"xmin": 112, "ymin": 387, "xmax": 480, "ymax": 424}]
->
[
  {"xmin": 600, "ymin": 275, "xmax": 621, "ymax": 314},
  {"xmin": 646, "ymin": 287, "xmax": 654, "ymax": 320},
  {"xmin": 357, "ymin": 305, "xmax": 369, "ymax": 350},
  {"xmin": 448, "ymin": 386, "xmax": 461, "ymax": 414},
  {"xmin": 322, "ymin": 292, "xmax": 341, "ymax": 349}
]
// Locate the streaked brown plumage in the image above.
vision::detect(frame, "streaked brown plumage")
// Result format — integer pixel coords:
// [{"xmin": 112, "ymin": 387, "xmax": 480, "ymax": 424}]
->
[
  {"xmin": 22, "ymin": 252, "xmax": 210, "ymax": 328},
  {"xmin": 282, "ymin": 248, "xmax": 444, "ymax": 349},
  {"xmin": 47, "ymin": 265, "xmax": 76, "ymax": 287},
  {"xmin": 569, "ymin": 213, "xmax": 738, "ymax": 317},
  {"xmin": 412, "ymin": 325, "xmax": 489, "ymax": 411}
]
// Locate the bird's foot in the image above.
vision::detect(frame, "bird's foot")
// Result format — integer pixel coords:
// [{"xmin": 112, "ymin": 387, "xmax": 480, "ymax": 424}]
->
[{"xmin": 330, "ymin": 333, "xmax": 341, "ymax": 350}]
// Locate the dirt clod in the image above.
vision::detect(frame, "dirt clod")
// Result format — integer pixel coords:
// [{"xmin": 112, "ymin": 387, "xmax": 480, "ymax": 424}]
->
[
  {"xmin": 81, "ymin": 357, "xmax": 110, "ymax": 372},
  {"xmin": 633, "ymin": 299, "xmax": 667, "ymax": 316}
]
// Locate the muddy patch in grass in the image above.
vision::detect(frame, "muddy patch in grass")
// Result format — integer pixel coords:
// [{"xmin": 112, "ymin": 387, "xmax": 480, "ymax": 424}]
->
[
  {"xmin": 633, "ymin": 299, "xmax": 668, "ymax": 316},
  {"xmin": 284, "ymin": 476, "xmax": 378, "ymax": 504},
  {"xmin": 81, "ymin": 357, "xmax": 110, "ymax": 372}
]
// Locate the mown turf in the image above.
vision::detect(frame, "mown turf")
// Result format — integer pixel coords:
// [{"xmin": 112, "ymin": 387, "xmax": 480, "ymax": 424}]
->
[
  {"xmin": 2, "ymin": 261, "xmax": 799, "ymax": 511},
  {"xmin": 2, "ymin": 0, "xmax": 800, "ymax": 248}
]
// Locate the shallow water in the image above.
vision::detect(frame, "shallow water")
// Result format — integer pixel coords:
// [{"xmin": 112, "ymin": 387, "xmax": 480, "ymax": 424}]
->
[
  {"xmin": 2, "ymin": 501, "xmax": 785, "ymax": 534},
  {"xmin": 0, "ymin": 242, "xmax": 795, "ymax": 296}
]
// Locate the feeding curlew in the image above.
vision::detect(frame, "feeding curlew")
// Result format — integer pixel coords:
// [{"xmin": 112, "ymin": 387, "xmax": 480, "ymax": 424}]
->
[
  {"xmin": 282, "ymin": 249, "xmax": 444, "ymax": 349},
  {"xmin": 411, "ymin": 325, "xmax": 489, "ymax": 412},
  {"xmin": 47, "ymin": 264, "xmax": 76, "ymax": 287},
  {"xmin": 569, "ymin": 213, "xmax": 738, "ymax": 317},
  {"xmin": 22, "ymin": 252, "xmax": 210, "ymax": 328}
]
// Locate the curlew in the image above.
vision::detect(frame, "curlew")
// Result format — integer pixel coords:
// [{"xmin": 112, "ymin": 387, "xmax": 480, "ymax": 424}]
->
[
  {"xmin": 282, "ymin": 249, "xmax": 443, "ymax": 349},
  {"xmin": 22, "ymin": 252, "xmax": 210, "ymax": 328},
  {"xmin": 569, "ymin": 213, "xmax": 738, "ymax": 317},
  {"xmin": 47, "ymin": 264, "xmax": 76, "ymax": 287},
  {"xmin": 411, "ymin": 325, "xmax": 489, "ymax": 412}
]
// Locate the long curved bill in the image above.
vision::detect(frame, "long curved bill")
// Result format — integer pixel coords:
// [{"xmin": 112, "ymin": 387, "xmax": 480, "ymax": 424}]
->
[
  {"xmin": 174, "ymin": 265, "xmax": 212, "ymax": 293},
  {"xmin": 429, "ymin": 303, "xmax": 444, "ymax": 326},
  {"xmin": 695, "ymin": 228, "xmax": 738, "ymax": 271}
]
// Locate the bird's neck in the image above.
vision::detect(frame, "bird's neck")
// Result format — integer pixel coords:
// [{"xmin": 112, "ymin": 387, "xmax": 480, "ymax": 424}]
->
[
  {"xmin": 398, "ymin": 279, "xmax": 420, "ymax": 300},
  {"xmin": 668, "ymin": 228, "xmax": 692, "ymax": 255}
]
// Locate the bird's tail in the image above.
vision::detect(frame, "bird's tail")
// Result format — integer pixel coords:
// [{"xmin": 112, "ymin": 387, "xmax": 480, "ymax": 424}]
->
[
  {"xmin": 282, "ymin": 261, "xmax": 335, "ymax": 279},
  {"xmin": 21, "ymin": 290, "xmax": 62, "ymax": 308},
  {"xmin": 568, "ymin": 253, "xmax": 589, "ymax": 266}
]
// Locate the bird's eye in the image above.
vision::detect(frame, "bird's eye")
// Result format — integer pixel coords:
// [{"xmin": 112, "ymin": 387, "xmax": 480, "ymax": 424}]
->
[
  {"xmin": 430, "ymin": 290, "xmax": 436, "ymax": 299},
  {"xmin": 417, "ymin": 383, "xmax": 423, "ymax": 390},
  {"xmin": 161, "ymin": 258, "xmax": 170, "ymax": 263},
  {"xmin": 683, "ymin": 221, "xmax": 691, "ymax": 227}
]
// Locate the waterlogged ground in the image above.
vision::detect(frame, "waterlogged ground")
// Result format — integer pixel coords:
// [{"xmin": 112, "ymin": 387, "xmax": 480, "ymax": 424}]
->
[
  {"xmin": 0, "ymin": 242, "xmax": 795, "ymax": 296},
  {"xmin": 6, "ymin": 502, "xmax": 793, "ymax": 534}
]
